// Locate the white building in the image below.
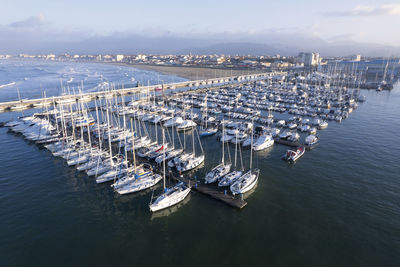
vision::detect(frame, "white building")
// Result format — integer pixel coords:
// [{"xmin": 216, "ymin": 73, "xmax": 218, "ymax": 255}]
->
[
  {"xmin": 302, "ymin": 52, "xmax": 320, "ymax": 66},
  {"xmin": 351, "ymin": 54, "xmax": 361, "ymax": 61},
  {"xmin": 116, "ymin": 55, "xmax": 124, "ymax": 62}
]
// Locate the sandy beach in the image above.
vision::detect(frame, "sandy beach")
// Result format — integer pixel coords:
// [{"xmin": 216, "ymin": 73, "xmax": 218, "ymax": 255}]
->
[{"xmin": 115, "ymin": 63, "xmax": 266, "ymax": 80}]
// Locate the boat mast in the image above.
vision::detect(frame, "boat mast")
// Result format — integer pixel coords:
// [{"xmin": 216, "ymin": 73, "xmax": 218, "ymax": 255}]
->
[
  {"xmin": 122, "ymin": 95, "xmax": 128, "ymax": 166},
  {"xmin": 52, "ymin": 97, "xmax": 59, "ymax": 135},
  {"xmin": 94, "ymin": 98, "xmax": 102, "ymax": 151},
  {"xmin": 234, "ymin": 127, "xmax": 238, "ymax": 169},
  {"xmin": 105, "ymin": 98, "xmax": 113, "ymax": 165},
  {"xmin": 249, "ymin": 118, "xmax": 254, "ymax": 172},
  {"xmin": 222, "ymin": 119, "xmax": 225, "ymax": 165},
  {"xmin": 162, "ymin": 126, "xmax": 166, "ymax": 191},
  {"xmin": 130, "ymin": 118, "xmax": 136, "ymax": 170}
]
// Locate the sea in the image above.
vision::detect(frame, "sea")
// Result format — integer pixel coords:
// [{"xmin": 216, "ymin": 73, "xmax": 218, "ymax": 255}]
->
[{"xmin": 0, "ymin": 59, "xmax": 399, "ymax": 267}]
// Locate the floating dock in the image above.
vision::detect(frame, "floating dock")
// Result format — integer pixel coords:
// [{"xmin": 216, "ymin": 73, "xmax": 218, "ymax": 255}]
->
[{"xmin": 173, "ymin": 175, "xmax": 247, "ymax": 209}]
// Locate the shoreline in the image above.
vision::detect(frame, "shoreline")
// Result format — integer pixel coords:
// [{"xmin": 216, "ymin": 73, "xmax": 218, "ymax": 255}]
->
[
  {"xmin": 1, "ymin": 58, "xmax": 265, "ymax": 81},
  {"xmin": 109, "ymin": 62, "xmax": 266, "ymax": 80}
]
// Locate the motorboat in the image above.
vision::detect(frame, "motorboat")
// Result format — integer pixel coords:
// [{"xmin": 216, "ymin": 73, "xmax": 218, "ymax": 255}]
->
[
  {"xmin": 288, "ymin": 132, "xmax": 300, "ymax": 142},
  {"xmin": 305, "ymin": 135, "xmax": 319, "ymax": 146},
  {"xmin": 252, "ymin": 135, "xmax": 274, "ymax": 151},
  {"xmin": 282, "ymin": 146, "xmax": 305, "ymax": 162},
  {"xmin": 278, "ymin": 131, "xmax": 291, "ymax": 140},
  {"xmin": 318, "ymin": 121, "xmax": 328, "ymax": 129}
]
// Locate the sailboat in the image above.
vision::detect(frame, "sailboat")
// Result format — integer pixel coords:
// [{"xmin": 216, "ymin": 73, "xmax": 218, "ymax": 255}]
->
[
  {"xmin": 204, "ymin": 120, "xmax": 231, "ymax": 184},
  {"xmin": 176, "ymin": 126, "xmax": 205, "ymax": 172},
  {"xmin": 219, "ymin": 131, "xmax": 243, "ymax": 187},
  {"xmin": 230, "ymin": 120, "xmax": 260, "ymax": 195},
  {"xmin": 149, "ymin": 127, "xmax": 190, "ymax": 212},
  {"xmin": 199, "ymin": 94, "xmax": 218, "ymax": 137},
  {"xmin": 155, "ymin": 117, "xmax": 183, "ymax": 164},
  {"xmin": 11, "ymin": 88, "xmax": 28, "ymax": 111},
  {"xmin": 114, "ymin": 119, "xmax": 162, "ymax": 194}
]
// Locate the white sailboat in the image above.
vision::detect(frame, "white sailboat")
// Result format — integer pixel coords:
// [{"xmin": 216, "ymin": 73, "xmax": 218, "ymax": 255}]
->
[
  {"xmin": 219, "ymin": 131, "xmax": 243, "ymax": 187},
  {"xmin": 176, "ymin": 127, "xmax": 204, "ymax": 172},
  {"xmin": 204, "ymin": 121, "xmax": 231, "ymax": 184},
  {"xmin": 114, "ymin": 119, "xmax": 162, "ymax": 194},
  {"xmin": 149, "ymin": 128, "xmax": 190, "ymax": 212},
  {"xmin": 199, "ymin": 94, "xmax": 218, "ymax": 137},
  {"xmin": 230, "ymin": 120, "xmax": 260, "ymax": 195}
]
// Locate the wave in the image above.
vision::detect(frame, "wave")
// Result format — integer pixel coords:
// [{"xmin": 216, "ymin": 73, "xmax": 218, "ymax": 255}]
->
[{"xmin": 0, "ymin": 82, "xmax": 16, "ymax": 89}]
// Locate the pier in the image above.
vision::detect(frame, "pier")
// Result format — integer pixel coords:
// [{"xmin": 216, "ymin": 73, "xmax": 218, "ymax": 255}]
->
[{"xmin": 0, "ymin": 72, "xmax": 283, "ymax": 111}]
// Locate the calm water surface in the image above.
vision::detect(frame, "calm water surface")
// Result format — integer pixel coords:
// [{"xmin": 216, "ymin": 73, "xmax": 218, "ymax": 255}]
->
[{"xmin": 0, "ymin": 60, "xmax": 399, "ymax": 266}]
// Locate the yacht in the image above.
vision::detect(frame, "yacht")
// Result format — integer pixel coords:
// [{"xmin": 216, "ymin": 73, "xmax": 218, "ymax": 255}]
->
[
  {"xmin": 318, "ymin": 121, "xmax": 328, "ymax": 129},
  {"xmin": 300, "ymin": 125, "xmax": 310, "ymax": 132},
  {"xmin": 276, "ymin": 120, "xmax": 286, "ymax": 127},
  {"xmin": 199, "ymin": 127, "xmax": 218, "ymax": 137},
  {"xmin": 309, "ymin": 127, "xmax": 317, "ymax": 135},
  {"xmin": 252, "ymin": 135, "xmax": 274, "ymax": 151},
  {"xmin": 149, "ymin": 182, "xmax": 191, "ymax": 212},
  {"xmin": 218, "ymin": 170, "xmax": 242, "ymax": 187},
  {"xmin": 278, "ymin": 131, "xmax": 291, "ymax": 140},
  {"xmin": 288, "ymin": 132, "xmax": 300, "ymax": 142},
  {"xmin": 282, "ymin": 146, "xmax": 305, "ymax": 162},
  {"xmin": 230, "ymin": 169, "xmax": 260, "ymax": 195},
  {"xmin": 164, "ymin": 116, "xmax": 183, "ymax": 127},
  {"xmin": 176, "ymin": 120, "xmax": 196, "ymax": 131},
  {"xmin": 305, "ymin": 135, "xmax": 319, "ymax": 146},
  {"xmin": 116, "ymin": 172, "xmax": 162, "ymax": 194},
  {"xmin": 204, "ymin": 163, "xmax": 232, "ymax": 184},
  {"xmin": 176, "ymin": 154, "xmax": 205, "ymax": 172},
  {"xmin": 230, "ymin": 132, "xmax": 248, "ymax": 145},
  {"xmin": 155, "ymin": 148, "xmax": 183, "ymax": 164}
]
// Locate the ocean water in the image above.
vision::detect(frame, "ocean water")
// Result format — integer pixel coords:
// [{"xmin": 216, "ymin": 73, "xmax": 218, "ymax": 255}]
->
[
  {"xmin": 0, "ymin": 59, "xmax": 186, "ymax": 102},
  {"xmin": 0, "ymin": 60, "xmax": 399, "ymax": 267}
]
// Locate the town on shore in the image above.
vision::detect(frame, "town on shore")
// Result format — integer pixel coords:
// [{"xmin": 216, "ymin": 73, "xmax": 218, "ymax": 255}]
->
[{"xmin": 1, "ymin": 52, "xmax": 399, "ymax": 85}]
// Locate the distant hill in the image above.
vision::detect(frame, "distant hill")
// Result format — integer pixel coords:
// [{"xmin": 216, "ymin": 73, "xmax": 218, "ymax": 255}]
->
[{"xmin": 1, "ymin": 30, "xmax": 399, "ymax": 57}]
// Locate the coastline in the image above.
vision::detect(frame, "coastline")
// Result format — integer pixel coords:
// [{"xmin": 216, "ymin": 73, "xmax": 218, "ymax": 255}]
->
[{"xmin": 110, "ymin": 63, "xmax": 266, "ymax": 80}]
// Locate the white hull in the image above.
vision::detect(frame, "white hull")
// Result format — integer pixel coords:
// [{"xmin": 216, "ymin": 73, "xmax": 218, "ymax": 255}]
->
[
  {"xmin": 116, "ymin": 174, "xmax": 162, "ymax": 195},
  {"xmin": 230, "ymin": 169, "xmax": 259, "ymax": 195},
  {"xmin": 150, "ymin": 185, "xmax": 190, "ymax": 212}
]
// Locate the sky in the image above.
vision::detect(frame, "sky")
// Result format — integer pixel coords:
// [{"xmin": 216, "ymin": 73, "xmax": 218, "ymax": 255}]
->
[{"xmin": 0, "ymin": 0, "xmax": 400, "ymax": 54}]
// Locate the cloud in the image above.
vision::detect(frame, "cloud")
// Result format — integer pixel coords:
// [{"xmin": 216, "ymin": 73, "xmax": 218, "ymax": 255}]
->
[
  {"xmin": 0, "ymin": 15, "xmax": 399, "ymax": 56},
  {"xmin": 326, "ymin": 4, "xmax": 400, "ymax": 16},
  {"xmin": 9, "ymin": 15, "xmax": 46, "ymax": 28}
]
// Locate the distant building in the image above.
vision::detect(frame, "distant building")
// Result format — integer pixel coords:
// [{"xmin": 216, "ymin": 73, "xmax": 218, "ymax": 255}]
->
[
  {"xmin": 271, "ymin": 61, "xmax": 291, "ymax": 69},
  {"xmin": 350, "ymin": 54, "xmax": 361, "ymax": 62},
  {"xmin": 116, "ymin": 55, "xmax": 124, "ymax": 62},
  {"xmin": 302, "ymin": 52, "xmax": 320, "ymax": 67},
  {"xmin": 261, "ymin": 62, "xmax": 271, "ymax": 67}
]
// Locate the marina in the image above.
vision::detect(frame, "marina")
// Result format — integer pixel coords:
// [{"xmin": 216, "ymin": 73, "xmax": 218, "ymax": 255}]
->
[
  {"xmin": 1, "ymin": 60, "xmax": 399, "ymax": 266},
  {"xmin": 2, "ymin": 0, "xmax": 400, "ymax": 264},
  {"xmin": 0, "ymin": 67, "xmax": 368, "ymax": 211}
]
